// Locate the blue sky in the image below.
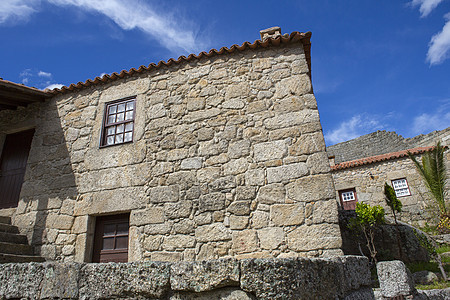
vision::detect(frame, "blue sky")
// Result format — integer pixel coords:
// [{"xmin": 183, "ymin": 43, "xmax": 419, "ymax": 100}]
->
[{"xmin": 1, "ymin": 0, "xmax": 449, "ymax": 145}]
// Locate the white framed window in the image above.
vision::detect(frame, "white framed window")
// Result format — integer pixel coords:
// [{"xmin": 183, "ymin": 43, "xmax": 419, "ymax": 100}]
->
[
  {"xmin": 392, "ymin": 178, "xmax": 411, "ymax": 197},
  {"xmin": 341, "ymin": 190, "xmax": 356, "ymax": 201}
]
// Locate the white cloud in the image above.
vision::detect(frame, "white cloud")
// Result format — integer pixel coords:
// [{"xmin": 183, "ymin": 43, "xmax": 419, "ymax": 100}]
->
[
  {"xmin": 0, "ymin": 0, "xmax": 38, "ymax": 24},
  {"xmin": 47, "ymin": 0, "xmax": 204, "ymax": 54},
  {"xmin": 410, "ymin": 0, "xmax": 445, "ymax": 17},
  {"xmin": 44, "ymin": 83, "xmax": 64, "ymax": 90},
  {"xmin": 411, "ymin": 101, "xmax": 450, "ymax": 134},
  {"xmin": 427, "ymin": 14, "xmax": 450, "ymax": 65},
  {"xmin": 325, "ymin": 114, "xmax": 383, "ymax": 145},
  {"xmin": 38, "ymin": 70, "xmax": 52, "ymax": 77}
]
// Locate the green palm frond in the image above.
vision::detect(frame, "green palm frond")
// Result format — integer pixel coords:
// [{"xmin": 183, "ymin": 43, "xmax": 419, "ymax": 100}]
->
[{"xmin": 408, "ymin": 142, "xmax": 448, "ymax": 216}]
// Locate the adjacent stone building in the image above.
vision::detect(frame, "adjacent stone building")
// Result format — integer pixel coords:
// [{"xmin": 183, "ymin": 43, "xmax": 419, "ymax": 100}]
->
[
  {"xmin": 0, "ymin": 28, "xmax": 343, "ymax": 263},
  {"xmin": 328, "ymin": 128, "xmax": 450, "ymax": 226}
]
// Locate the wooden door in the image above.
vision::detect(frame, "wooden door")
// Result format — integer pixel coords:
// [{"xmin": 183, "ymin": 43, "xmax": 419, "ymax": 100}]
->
[
  {"xmin": 92, "ymin": 214, "xmax": 129, "ymax": 263},
  {"xmin": 0, "ymin": 129, "xmax": 34, "ymax": 209}
]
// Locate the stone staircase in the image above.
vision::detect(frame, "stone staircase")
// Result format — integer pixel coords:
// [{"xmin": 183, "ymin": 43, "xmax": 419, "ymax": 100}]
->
[{"xmin": 0, "ymin": 216, "xmax": 45, "ymax": 263}]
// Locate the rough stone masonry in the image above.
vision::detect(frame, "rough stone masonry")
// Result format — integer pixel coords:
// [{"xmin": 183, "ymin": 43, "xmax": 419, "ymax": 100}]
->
[{"xmin": 0, "ymin": 29, "xmax": 343, "ymax": 262}]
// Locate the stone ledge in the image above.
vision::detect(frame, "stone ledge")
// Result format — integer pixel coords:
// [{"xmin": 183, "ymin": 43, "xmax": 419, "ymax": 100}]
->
[{"xmin": 0, "ymin": 256, "xmax": 372, "ymax": 300}]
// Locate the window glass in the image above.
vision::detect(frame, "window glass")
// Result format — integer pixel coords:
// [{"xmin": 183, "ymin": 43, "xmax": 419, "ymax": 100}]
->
[
  {"xmin": 392, "ymin": 178, "xmax": 411, "ymax": 197},
  {"xmin": 101, "ymin": 98, "xmax": 135, "ymax": 147}
]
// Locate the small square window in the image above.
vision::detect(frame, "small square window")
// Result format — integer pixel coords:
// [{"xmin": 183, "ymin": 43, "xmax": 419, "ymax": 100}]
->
[
  {"xmin": 101, "ymin": 98, "xmax": 135, "ymax": 147},
  {"xmin": 339, "ymin": 188, "xmax": 358, "ymax": 210},
  {"xmin": 391, "ymin": 178, "xmax": 411, "ymax": 197}
]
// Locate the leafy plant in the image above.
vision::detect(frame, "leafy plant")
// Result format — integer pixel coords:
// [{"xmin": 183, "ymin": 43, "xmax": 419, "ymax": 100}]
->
[
  {"xmin": 348, "ymin": 202, "xmax": 385, "ymax": 264},
  {"xmin": 413, "ymin": 228, "xmax": 448, "ymax": 281},
  {"xmin": 408, "ymin": 142, "xmax": 448, "ymax": 233},
  {"xmin": 384, "ymin": 182, "xmax": 402, "ymax": 224}
]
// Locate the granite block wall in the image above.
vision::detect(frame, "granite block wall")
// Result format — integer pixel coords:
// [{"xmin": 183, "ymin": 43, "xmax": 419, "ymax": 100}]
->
[{"xmin": 0, "ymin": 41, "xmax": 343, "ymax": 262}]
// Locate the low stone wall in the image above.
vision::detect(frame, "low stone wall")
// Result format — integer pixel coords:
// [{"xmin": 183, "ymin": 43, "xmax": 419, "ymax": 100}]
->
[{"xmin": 0, "ymin": 256, "xmax": 373, "ymax": 299}]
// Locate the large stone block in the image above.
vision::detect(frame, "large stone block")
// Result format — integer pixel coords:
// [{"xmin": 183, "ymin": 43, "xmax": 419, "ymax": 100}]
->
[
  {"xmin": 287, "ymin": 224, "xmax": 342, "ymax": 251},
  {"xmin": 286, "ymin": 174, "xmax": 335, "ymax": 202},
  {"xmin": 376, "ymin": 260, "xmax": 415, "ymax": 298},
  {"xmin": 79, "ymin": 262, "xmax": 170, "ymax": 299},
  {"xmin": 253, "ymin": 140, "xmax": 287, "ymax": 162},
  {"xmin": 170, "ymin": 258, "xmax": 240, "ymax": 292},
  {"xmin": 149, "ymin": 185, "xmax": 180, "ymax": 203},
  {"xmin": 130, "ymin": 207, "xmax": 165, "ymax": 226},
  {"xmin": 257, "ymin": 227, "xmax": 285, "ymax": 250},
  {"xmin": 267, "ymin": 162, "xmax": 308, "ymax": 183},
  {"xmin": 232, "ymin": 230, "xmax": 259, "ymax": 254},
  {"xmin": 198, "ymin": 193, "xmax": 226, "ymax": 212},
  {"xmin": 256, "ymin": 183, "xmax": 286, "ymax": 204},
  {"xmin": 195, "ymin": 223, "xmax": 231, "ymax": 242},
  {"xmin": 164, "ymin": 201, "xmax": 193, "ymax": 219},
  {"xmin": 270, "ymin": 203, "xmax": 304, "ymax": 226}
]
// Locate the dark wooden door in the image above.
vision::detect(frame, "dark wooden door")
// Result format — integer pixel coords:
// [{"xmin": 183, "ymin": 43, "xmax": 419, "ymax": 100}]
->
[
  {"xmin": 0, "ymin": 129, "xmax": 35, "ymax": 209},
  {"xmin": 339, "ymin": 188, "xmax": 358, "ymax": 210},
  {"xmin": 93, "ymin": 214, "xmax": 129, "ymax": 263}
]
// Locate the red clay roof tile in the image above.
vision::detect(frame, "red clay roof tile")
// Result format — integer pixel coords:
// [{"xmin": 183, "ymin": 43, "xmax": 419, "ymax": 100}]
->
[
  {"xmin": 330, "ymin": 146, "xmax": 435, "ymax": 171},
  {"xmin": 47, "ymin": 31, "xmax": 312, "ymax": 95}
]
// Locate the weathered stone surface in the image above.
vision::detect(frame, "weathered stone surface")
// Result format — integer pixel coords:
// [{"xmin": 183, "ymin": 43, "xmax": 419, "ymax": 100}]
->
[
  {"xmin": 79, "ymin": 262, "xmax": 171, "ymax": 299},
  {"xmin": 195, "ymin": 223, "xmax": 231, "ymax": 242},
  {"xmin": 376, "ymin": 260, "xmax": 415, "ymax": 298},
  {"xmin": 149, "ymin": 185, "xmax": 180, "ymax": 203},
  {"xmin": 170, "ymin": 258, "xmax": 240, "ymax": 292},
  {"xmin": 240, "ymin": 257, "xmax": 342, "ymax": 300},
  {"xmin": 131, "ymin": 207, "xmax": 165, "ymax": 226},
  {"xmin": 257, "ymin": 227, "xmax": 285, "ymax": 250},
  {"xmin": 270, "ymin": 204, "xmax": 304, "ymax": 226},
  {"xmin": 232, "ymin": 230, "xmax": 259, "ymax": 254},
  {"xmin": 162, "ymin": 235, "xmax": 195, "ymax": 251},
  {"xmin": 267, "ymin": 162, "xmax": 308, "ymax": 183},
  {"xmin": 199, "ymin": 193, "xmax": 226, "ymax": 212},
  {"xmin": 227, "ymin": 201, "xmax": 251, "ymax": 216},
  {"xmin": 228, "ymin": 140, "xmax": 250, "ymax": 159},
  {"xmin": 412, "ymin": 270, "xmax": 438, "ymax": 285},
  {"xmin": 164, "ymin": 201, "xmax": 192, "ymax": 219},
  {"xmin": 287, "ymin": 224, "xmax": 342, "ymax": 251},
  {"xmin": 286, "ymin": 174, "xmax": 335, "ymax": 202},
  {"xmin": 181, "ymin": 157, "xmax": 203, "ymax": 169},
  {"xmin": 170, "ymin": 288, "xmax": 255, "ymax": 300},
  {"xmin": 229, "ymin": 215, "xmax": 249, "ymax": 230},
  {"xmin": 253, "ymin": 140, "xmax": 287, "ymax": 162},
  {"xmin": 245, "ymin": 168, "xmax": 265, "ymax": 186},
  {"xmin": 256, "ymin": 183, "xmax": 285, "ymax": 204}
]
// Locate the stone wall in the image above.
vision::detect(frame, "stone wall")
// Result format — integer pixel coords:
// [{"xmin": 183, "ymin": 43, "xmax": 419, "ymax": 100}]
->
[
  {"xmin": 332, "ymin": 155, "xmax": 430, "ymax": 226},
  {"xmin": 331, "ymin": 151, "xmax": 450, "ymax": 226},
  {"xmin": 0, "ymin": 256, "xmax": 373, "ymax": 299},
  {"xmin": 327, "ymin": 127, "xmax": 450, "ymax": 164},
  {"xmin": 0, "ymin": 40, "xmax": 342, "ymax": 262}
]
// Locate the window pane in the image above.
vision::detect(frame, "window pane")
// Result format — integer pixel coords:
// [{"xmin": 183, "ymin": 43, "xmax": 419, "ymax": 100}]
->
[
  {"xmin": 117, "ymin": 124, "xmax": 124, "ymax": 133},
  {"xmin": 125, "ymin": 111, "xmax": 133, "ymax": 120},
  {"xmin": 124, "ymin": 132, "xmax": 132, "ymax": 142},
  {"xmin": 126, "ymin": 101, "xmax": 134, "ymax": 110},
  {"xmin": 115, "ymin": 134, "xmax": 123, "ymax": 143},
  {"xmin": 116, "ymin": 113, "xmax": 124, "ymax": 122},
  {"xmin": 107, "ymin": 136, "xmax": 115, "ymax": 145},
  {"xmin": 117, "ymin": 103, "xmax": 125, "ymax": 112},
  {"xmin": 109, "ymin": 105, "xmax": 117, "ymax": 114},
  {"xmin": 108, "ymin": 115, "xmax": 116, "ymax": 124},
  {"xmin": 117, "ymin": 223, "xmax": 129, "ymax": 235},
  {"xmin": 115, "ymin": 236, "xmax": 128, "ymax": 249},
  {"xmin": 102, "ymin": 237, "xmax": 114, "ymax": 250},
  {"xmin": 125, "ymin": 122, "xmax": 133, "ymax": 132},
  {"xmin": 107, "ymin": 126, "xmax": 115, "ymax": 135},
  {"xmin": 104, "ymin": 224, "xmax": 116, "ymax": 236}
]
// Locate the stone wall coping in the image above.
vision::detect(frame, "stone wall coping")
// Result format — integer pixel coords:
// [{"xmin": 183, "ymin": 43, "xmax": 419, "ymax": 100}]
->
[{"xmin": 0, "ymin": 255, "xmax": 373, "ymax": 299}]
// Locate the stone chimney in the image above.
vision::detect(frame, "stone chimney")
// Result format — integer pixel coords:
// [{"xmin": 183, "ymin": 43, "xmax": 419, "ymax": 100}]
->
[
  {"xmin": 328, "ymin": 155, "xmax": 336, "ymax": 167},
  {"xmin": 260, "ymin": 26, "xmax": 282, "ymax": 41}
]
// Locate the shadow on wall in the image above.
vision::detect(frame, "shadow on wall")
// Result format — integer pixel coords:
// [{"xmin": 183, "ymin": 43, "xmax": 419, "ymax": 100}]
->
[
  {"xmin": 339, "ymin": 210, "xmax": 429, "ymax": 263},
  {"xmin": 9, "ymin": 99, "xmax": 79, "ymax": 261}
]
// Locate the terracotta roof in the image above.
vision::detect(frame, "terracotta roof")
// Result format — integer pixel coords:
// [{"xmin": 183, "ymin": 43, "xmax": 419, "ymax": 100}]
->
[
  {"xmin": 47, "ymin": 31, "xmax": 312, "ymax": 95},
  {"xmin": 0, "ymin": 79, "xmax": 52, "ymax": 111},
  {"xmin": 330, "ymin": 146, "xmax": 435, "ymax": 171}
]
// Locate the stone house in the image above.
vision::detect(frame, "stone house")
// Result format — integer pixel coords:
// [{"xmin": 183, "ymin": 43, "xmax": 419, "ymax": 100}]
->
[
  {"xmin": 327, "ymin": 128, "xmax": 450, "ymax": 227},
  {"xmin": 0, "ymin": 27, "xmax": 343, "ymax": 263}
]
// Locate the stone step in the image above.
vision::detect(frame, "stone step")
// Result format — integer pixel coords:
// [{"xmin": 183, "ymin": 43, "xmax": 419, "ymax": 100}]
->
[
  {"xmin": 0, "ymin": 232, "xmax": 28, "ymax": 244},
  {"xmin": 0, "ymin": 216, "xmax": 11, "ymax": 225},
  {"xmin": 0, "ymin": 241, "xmax": 34, "ymax": 255},
  {"xmin": 0, "ymin": 253, "xmax": 45, "ymax": 264},
  {"xmin": 0, "ymin": 223, "xmax": 19, "ymax": 234}
]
